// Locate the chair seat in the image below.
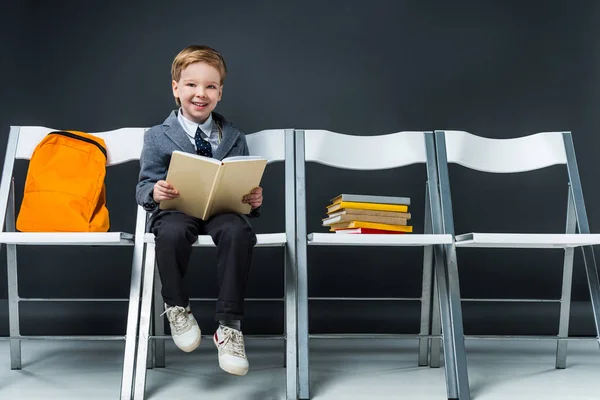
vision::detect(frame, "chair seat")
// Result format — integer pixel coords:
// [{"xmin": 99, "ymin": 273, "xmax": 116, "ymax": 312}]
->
[
  {"xmin": 308, "ymin": 233, "xmax": 453, "ymax": 246},
  {"xmin": 0, "ymin": 232, "xmax": 134, "ymax": 245},
  {"xmin": 455, "ymin": 233, "xmax": 600, "ymax": 248},
  {"xmin": 143, "ymin": 232, "xmax": 286, "ymax": 247}
]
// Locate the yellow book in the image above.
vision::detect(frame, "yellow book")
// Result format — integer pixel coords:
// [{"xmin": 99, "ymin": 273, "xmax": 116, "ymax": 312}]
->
[
  {"xmin": 329, "ymin": 221, "xmax": 413, "ymax": 232},
  {"xmin": 327, "ymin": 201, "xmax": 408, "ymax": 213}
]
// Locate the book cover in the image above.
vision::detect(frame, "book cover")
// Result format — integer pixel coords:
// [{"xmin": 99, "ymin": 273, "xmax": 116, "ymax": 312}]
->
[
  {"xmin": 322, "ymin": 214, "xmax": 408, "ymax": 226},
  {"xmin": 331, "ymin": 193, "xmax": 411, "ymax": 206},
  {"xmin": 327, "ymin": 201, "xmax": 409, "ymax": 214},
  {"xmin": 159, "ymin": 151, "xmax": 267, "ymax": 220},
  {"xmin": 328, "ymin": 221, "xmax": 413, "ymax": 233},
  {"xmin": 335, "ymin": 228, "xmax": 407, "ymax": 234}
]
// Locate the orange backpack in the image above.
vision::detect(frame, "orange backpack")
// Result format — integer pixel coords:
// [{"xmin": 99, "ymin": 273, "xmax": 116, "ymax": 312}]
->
[{"xmin": 16, "ymin": 131, "xmax": 110, "ymax": 232}]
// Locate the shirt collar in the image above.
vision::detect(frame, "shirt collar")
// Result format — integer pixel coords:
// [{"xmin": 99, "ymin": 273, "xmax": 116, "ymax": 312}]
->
[{"xmin": 177, "ymin": 109, "xmax": 214, "ymax": 138}]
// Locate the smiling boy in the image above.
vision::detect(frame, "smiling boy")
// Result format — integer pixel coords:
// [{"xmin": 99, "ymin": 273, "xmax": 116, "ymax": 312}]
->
[{"xmin": 136, "ymin": 45, "xmax": 262, "ymax": 376}]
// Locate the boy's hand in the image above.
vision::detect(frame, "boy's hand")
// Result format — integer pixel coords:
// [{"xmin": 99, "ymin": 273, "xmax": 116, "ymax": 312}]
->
[
  {"xmin": 243, "ymin": 187, "xmax": 263, "ymax": 209},
  {"xmin": 153, "ymin": 180, "xmax": 179, "ymax": 202}
]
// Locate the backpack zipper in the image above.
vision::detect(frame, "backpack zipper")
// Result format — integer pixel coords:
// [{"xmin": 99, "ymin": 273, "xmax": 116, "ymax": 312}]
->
[{"xmin": 50, "ymin": 131, "xmax": 107, "ymax": 158}]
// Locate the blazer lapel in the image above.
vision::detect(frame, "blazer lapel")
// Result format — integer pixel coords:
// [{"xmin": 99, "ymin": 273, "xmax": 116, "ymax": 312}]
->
[
  {"xmin": 213, "ymin": 113, "xmax": 241, "ymax": 160},
  {"xmin": 163, "ymin": 111, "xmax": 196, "ymax": 153}
]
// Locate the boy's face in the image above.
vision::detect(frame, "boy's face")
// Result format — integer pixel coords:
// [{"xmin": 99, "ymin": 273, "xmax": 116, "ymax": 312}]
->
[{"xmin": 172, "ymin": 62, "xmax": 223, "ymax": 124}]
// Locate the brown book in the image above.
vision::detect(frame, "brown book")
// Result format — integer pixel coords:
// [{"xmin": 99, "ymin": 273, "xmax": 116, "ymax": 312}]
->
[
  {"xmin": 322, "ymin": 214, "xmax": 408, "ymax": 226},
  {"xmin": 327, "ymin": 208, "xmax": 411, "ymax": 219},
  {"xmin": 159, "ymin": 151, "xmax": 267, "ymax": 220}
]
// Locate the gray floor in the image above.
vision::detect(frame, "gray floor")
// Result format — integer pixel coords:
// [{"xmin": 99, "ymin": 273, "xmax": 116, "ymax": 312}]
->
[{"xmin": 0, "ymin": 337, "xmax": 598, "ymax": 399}]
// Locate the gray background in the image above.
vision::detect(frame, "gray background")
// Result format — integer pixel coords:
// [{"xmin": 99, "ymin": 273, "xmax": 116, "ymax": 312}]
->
[{"xmin": 1, "ymin": 0, "xmax": 599, "ymax": 337}]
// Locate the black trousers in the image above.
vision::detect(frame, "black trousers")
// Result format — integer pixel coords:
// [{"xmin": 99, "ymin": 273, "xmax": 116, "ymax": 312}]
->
[{"xmin": 151, "ymin": 211, "xmax": 256, "ymax": 321}]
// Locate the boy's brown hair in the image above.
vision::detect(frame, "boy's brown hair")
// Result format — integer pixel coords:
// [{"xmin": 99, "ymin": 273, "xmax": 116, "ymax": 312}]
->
[{"xmin": 171, "ymin": 45, "xmax": 228, "ymax": 106}]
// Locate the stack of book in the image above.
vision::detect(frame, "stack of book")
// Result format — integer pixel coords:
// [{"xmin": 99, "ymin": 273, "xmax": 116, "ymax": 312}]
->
[{"xmin": 322, "ymin": 194, "xmax": 412, "ymax": 234}]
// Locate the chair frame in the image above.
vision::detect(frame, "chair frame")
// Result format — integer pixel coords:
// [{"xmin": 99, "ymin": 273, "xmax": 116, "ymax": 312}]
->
[
  {"xmin": 294, "ymin": 129, "xmax": 469, "ymax": 399},
  {"xmin": 431, "ymin": 129, "xmax": 600, "ymax": 398},
  {"xmin": 132, "ymin": 129, "xmax": 299, "ymax": 400},
  {"xmin": 0, "ymin": 126, "xmax": 147, "ymax": 400}
]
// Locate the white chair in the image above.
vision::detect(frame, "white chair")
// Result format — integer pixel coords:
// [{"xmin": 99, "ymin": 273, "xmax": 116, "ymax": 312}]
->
[
  {"xmin": 432, "ymin": 130, "xmax": 600, "ymax": 395},
  {"xmin": 294, "ymin": 129, "xmax": 468, "ymax": 400},
  {"xmin": 0, "ymin": 126, "xmax": 147, "ymax": 400},
  {"xmin": 133, "ymin": 129, "xmax": 298, "ymax": 400}
]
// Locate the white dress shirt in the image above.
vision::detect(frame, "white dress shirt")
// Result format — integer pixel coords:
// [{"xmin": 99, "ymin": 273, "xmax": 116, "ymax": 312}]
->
[{"xmin": 177, "ymin": 109, "xmax": 220, "ymax": 154}]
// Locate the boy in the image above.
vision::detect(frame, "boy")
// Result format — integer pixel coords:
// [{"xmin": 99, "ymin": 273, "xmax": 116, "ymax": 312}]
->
[{"xmin": 136, "ymin": 45, "xmax": 262, "ymax": 376}]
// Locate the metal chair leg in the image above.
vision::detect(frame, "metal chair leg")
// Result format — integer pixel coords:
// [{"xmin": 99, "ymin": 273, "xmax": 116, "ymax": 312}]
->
[
  {"xmin": 120, "ymin": 224, "xmax": 145, "ymax": 399},
  {"xmin": 146, "ymin": 308, "xmax": 154, "ymax": 370},
  {"xmin": 419, "ymin": 246, "xmax": 435, "ymax": 366},
  {"xmin": 285, "ymin": 245, "xmax": 299, "ymax": 399},
  {"xmin": 133, "ymin": 244, "xmax": 157, "ymax": 400},
  {"xmin": 439, "ymin": 245, "xmax": 471, "ymax": 400},
  {"xmin": 153, "ymin": 265, "xmax": 165, "ymax": 368},
  {"xmin": 419, "ymin": 187, "xmax": 435, "ymax": 366},
  {"xmin": 556, "ymin": 188, "xmax": 576, "ymax": 369},
  {"xmin": 6, "ymin": 186, "xmax": 20, "ymax": 370},
  {"xmin": 430, "ymin": 275, "xmax": 442, "ymax": 368},
  {"xmin": 7, "ymin": 243, "xmax": 20, "ymax": 370}
]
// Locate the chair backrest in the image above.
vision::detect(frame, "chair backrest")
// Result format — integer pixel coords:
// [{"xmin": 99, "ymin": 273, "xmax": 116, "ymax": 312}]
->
[
  {"xmin": 0, "ymin": 126, "xmax": 147, "ymax": 231},
  {"xmin": 301, "ymin": 129, "xmax": 429, "ymax": 170},
  {"xmin": 245, "ymin": 128, "xmax": 296, "ymax": 237},
  {"xmin": 440, "ymin": 130, "xmax": 567, "ymax": 173},
  {"xmin": 11, "ymin": 126, "xmax": 145, "ymax": 165},
  {"xmin": 435, "ymin": 130, "xmax": 590, "ymax": 234},
  {"xmin": 246, "ymin": 129, "xmax": 288, "ymax": 164}
]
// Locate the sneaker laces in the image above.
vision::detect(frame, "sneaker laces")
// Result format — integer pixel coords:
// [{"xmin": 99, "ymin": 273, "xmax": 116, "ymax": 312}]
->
[
  {"xmin": 162, "ymin": 306, "xmax": 190, "ymax": 333},
  {"xmin": 221, "ymin": 326, "xmax": 246, "ymax": 358}
]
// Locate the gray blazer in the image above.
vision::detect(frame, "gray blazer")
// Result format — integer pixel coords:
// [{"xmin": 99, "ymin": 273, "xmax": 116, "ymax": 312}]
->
[{"xmin": 136, "ymin": 110, "xmax": 255, "ymax": 228}]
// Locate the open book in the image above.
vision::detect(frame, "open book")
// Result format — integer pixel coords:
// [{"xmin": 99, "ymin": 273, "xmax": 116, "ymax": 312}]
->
[{"xmin": 159, "ymin": 151, "xmax": 267, "ymax": 220}]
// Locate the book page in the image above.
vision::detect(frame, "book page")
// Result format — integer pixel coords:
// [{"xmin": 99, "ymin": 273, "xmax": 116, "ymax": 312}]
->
[
  {"xmin": 172, "ymin": 150, "xmax": 221, "ymax": 164},
  {"xmin": 159, "ymin": 151, "xmax": 221, "ymax": 219},
  {"xmin": 222, "ymin": 155, "xmax": 265, "ymax": 162},
  {"xmin": 205, "ymin": 158, "xmax": 267, "ymax": 219}
]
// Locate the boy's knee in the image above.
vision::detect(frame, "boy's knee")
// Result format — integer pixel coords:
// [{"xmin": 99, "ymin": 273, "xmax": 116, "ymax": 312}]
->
[
  {"xmin": 237, "ymin": 225, "xmax": 256, "ymax": 241},
  {"xmin": 217, "ymin": 215, "xmax": 256, "ymax": 245},
  {"xmin": 155, "ymin": 225, "xmax": 194, "ymax": 246},
  {"xmin": 224, "ymin": 223, "xmax": 255, "ymax": 243}
]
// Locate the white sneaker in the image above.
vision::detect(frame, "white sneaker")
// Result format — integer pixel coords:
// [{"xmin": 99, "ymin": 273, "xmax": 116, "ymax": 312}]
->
[
  {"xmin": 163, "ymin": 304, "xmax": 201, "ymax": 352},
  {"xmin": 213, "ymin": 325, "xmax": 249, "ymax": 376}
]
